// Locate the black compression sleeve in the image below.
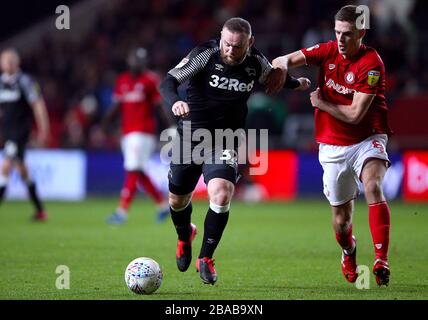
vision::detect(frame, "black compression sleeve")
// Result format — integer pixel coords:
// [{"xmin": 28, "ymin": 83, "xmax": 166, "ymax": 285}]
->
[
  {"xmin": 160, "ymin": 74, "xmax": 182, "ymax": 106},
  {"xmin": 284, "ymin": 73, "xmax": 301, "ymax": 89}
]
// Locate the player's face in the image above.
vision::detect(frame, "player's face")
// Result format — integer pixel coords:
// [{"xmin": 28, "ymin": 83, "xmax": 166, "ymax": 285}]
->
[
  {"xmin": 127, "ymin": 55, "xmax": 145, "ymax": 74},
  {"xmin": 0, "ymin": 51, "xmax": 20, "ymax": 74},
  {"xmin": 220, "ymin": 28, "xmax": 253, "ymax": 66},
  {"xmin": 335, "ymin": 20, "xmax": 364, "ymax": 57}
]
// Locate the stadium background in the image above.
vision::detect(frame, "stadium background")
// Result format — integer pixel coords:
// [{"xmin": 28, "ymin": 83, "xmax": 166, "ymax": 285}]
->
[
  {"xmin": 1, "ymin": 0, "xmax": 427, "ymax": 202},
  {"xmin": 0, "ymin": 0, "xmax": 427, "ymax": 302}
]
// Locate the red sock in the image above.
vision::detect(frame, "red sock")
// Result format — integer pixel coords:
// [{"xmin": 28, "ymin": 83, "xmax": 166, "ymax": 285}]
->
[
  {"xmin": 119, "ymin": 171, "xmax": 139, "ymax": 211},
  {"xmin": 138, "ymin": 172, "xmax": 163, "ymax": 204},
  {"xmin": 335, "ymin": 224, "xmax": 354, "ymax": 251},
  {"xmin": 369, "ymin": 201, "xmax": 390, "ymax": 261}
]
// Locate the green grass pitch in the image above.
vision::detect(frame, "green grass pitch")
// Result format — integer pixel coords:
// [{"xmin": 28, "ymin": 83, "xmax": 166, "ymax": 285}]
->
[{"xmin": 0, "ymin": 198, "xmax": 427, "ymax": 300}]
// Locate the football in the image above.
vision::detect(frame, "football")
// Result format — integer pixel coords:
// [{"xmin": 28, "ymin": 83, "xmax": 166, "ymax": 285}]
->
[{"xmin": 124, "ymin": 257, "xmax": 163, "ymax": 294}]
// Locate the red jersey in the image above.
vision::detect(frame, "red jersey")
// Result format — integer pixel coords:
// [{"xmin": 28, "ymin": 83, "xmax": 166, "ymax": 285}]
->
[
  {"xmin": 113, "ymin": 71, "xmax": 161, "ymax": 135},
  {"xmin": 301, "ymin": 41, "xmax": 392, "ymax": 146}
]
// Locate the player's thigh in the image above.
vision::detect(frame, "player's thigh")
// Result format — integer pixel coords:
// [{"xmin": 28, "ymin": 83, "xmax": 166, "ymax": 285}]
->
[
  {"xmin": 121, "ymin": 132, "xmax": 154, "ymax": 171},
  {"xmin": 138, "ymin": 133, "xmax": 156, "ymax": 167},
  {"xmin": 353, "ymin": 134, "xmax": 390, "ymax": 180},
  {"xmin": 202, "ymin": 145, "xmax": 239, "ymax": 184},
  {"xmin": 319, "ymin": 144, "xmax": 359, "ymax": 206},
  {"xmin": 168, "ymin": 162, "xmax": 202, "ymax": 196}
]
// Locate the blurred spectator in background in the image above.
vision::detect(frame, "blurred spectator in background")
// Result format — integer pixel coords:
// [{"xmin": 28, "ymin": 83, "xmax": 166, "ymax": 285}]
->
[
  {"xmin": 103, "ymin": 47, "xmax": 171, "ymax": 225},
  {"xmin": 0, "ymin": 48, "xmax": 50, "ymax": 221}
]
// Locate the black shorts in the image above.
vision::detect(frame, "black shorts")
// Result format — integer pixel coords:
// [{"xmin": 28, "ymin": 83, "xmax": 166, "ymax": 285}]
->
[
  {"xmin": 3, "ymin": 137, "xmax": 28, "ymax": 160},
  {"xmin": 168, "ymin": 148, "xmax": 239, "ymax": 195}
]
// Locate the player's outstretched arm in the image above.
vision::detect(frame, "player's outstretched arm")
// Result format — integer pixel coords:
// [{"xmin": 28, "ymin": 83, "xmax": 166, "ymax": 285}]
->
[
  {"xmin": 272, "ymin": 50, "xmax": 307, "ymax": 71},
  {"xmin": 310, "ymin": 88, "xmax": 375, "ymax": 124},
  {"xmin": 266, "ymin": 51, "xmax": 307, "ymax": 94}
]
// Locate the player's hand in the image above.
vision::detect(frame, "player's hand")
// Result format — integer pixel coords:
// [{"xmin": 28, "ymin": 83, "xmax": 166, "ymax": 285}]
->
[
  {"xmin": 296, "ymin": 77, "xmax": 311, "ymax": 91},
  {"xmin": 172, "ymin": 101, "xmax": 190, "ymax": 117},
  {"xmin": 310, "ymin": 88, "xmax": 322, "ymax": 108},
  {"xmin": 265, "ymin": 67, "xmax": 287, "ymax": 94}
]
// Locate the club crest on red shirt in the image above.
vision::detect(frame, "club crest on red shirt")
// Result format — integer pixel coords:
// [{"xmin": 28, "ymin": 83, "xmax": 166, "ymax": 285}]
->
[{"xmin": 345, "ymin": 71, "xmax": 355, "ymax": 84}]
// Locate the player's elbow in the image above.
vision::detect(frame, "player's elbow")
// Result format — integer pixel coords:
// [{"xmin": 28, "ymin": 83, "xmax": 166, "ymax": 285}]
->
[
  {"xmin": 159, "ymin": 75, "xmax": 180, "ymax": 106},
  {"xmin": 348, "ymin": 111, "xmax": 364, "ymax": 125}
]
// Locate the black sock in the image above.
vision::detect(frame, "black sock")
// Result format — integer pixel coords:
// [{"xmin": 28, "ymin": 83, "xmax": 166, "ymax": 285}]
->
[
  {"xmin": 27, "ymin": 181, "xmax": 43, "ymax": 212},
  {"xmin": 199, "ymin": 208, "xmax": 229, "ymax": 259},
  {"xmin": 170, "ymin": 202, "xmax": 193, "ymax": 241},
  {"xmin": 0, "ymin": 186, "xmax": 6, "ymax": 204}
]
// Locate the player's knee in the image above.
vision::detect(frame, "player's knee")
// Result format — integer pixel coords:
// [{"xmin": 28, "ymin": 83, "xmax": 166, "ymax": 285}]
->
[
  {"xmin": 208, "ymin": 181, "xmax": 234, "ymax": 206},
  {"xmin": 363, "ymin": 179, "xmax": 383, "ymax": 199},
  {"xmin": 334, "ymin": 216, "xmax": 352, "ymax": 232},
  {"xmin": 168, "ymin": 192, "xmax": 191, "ymax": 211}
]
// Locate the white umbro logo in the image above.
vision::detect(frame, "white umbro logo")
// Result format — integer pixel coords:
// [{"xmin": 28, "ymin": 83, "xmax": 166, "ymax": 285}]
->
[
  {"xmin": 245, "ymin": 67, "xmax": 256, "ymax": 76},
  {"xmin": 375, "ymin": 244, "xmax": 383, "ymax": 249},
  {"xmin": 329, "ymin": 64, "xmax": 336, "ymax": 70},
  {"xmin": 215, "ymin": 64, "xmax": 224, "ymax": 72}
]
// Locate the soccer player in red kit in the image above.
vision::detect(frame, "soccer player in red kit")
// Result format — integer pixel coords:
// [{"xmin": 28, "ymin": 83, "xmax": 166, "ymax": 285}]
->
[
  {"xmin": 272, "ymin": 5, "xmax": 392, "ymax": 286},
  {"xmin": 105, "ymin": 48, "xmax": 169, "ymax": 225}
]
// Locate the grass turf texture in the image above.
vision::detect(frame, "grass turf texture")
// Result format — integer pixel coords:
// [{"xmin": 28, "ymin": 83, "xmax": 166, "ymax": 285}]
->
[{"xmin": 0, "ymin": 198, "xmax": 427, "ymax": 300}]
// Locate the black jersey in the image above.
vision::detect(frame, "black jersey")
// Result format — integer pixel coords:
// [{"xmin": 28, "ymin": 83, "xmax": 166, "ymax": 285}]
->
[
  {"xmin": 0, "ymin": 72, "xmax": 40, "ymax": 140},
  {"xmin": 167, "ymin": 39, "xmax": 272, "ymax": 133}
]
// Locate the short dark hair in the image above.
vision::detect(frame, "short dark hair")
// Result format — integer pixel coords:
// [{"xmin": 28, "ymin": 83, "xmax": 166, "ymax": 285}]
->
[
  {"xmin": 335, "ymin": 5, "xmax": 363, "ymax": 25},
  {"xmin": 223, "ymin": 17, "xmax": 252, "ymax": 36}
]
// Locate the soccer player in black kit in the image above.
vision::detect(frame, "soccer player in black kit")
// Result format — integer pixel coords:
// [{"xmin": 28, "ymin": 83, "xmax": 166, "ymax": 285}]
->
[
  {"xmin": 0, "ymin": 48, "xmax": 50, "ymax": 221},
  {"xmin": 160, "ymin": 17, "xmax": 310, "ymax": 284}
]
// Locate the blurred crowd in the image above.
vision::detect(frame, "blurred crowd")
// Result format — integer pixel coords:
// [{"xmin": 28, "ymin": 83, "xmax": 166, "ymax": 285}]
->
[{"xmin": 13, "ymin": 0, "xmax": 428, "ymax": 150}]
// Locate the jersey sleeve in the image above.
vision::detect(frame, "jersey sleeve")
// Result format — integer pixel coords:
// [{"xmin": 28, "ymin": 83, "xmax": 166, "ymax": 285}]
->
[
  {"xmin": 251, "ymin": 47, "xmax": 273, "ymax": 84},
  {"xmin": 354, "ymin": 53, "xmax": 384, "ymax": 95},
  {"xmin": 168, "ymin": 43, "xmax": 218, "ymax": 84},
  {"xmin": 300, "ymin": 41, "xmax": 334, "ymax": 66},
  {"xmin": 19, "ymin": 74, "xmax": 42, "ymax": 105}
]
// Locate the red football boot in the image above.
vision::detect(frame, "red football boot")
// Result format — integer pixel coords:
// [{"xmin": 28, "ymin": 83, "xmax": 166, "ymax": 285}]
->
[
  {"xmin": 196, "ymin": 257, "xmax": 217, "ymax": 285},
  {"xmin": 373, "ymin": 259, "xmax": 390, "ymax": 286},
  {"xmin": 176, "ymin": 223, "xmax": 197, "ymax": 272},
  {"xmin": 341, "ymin": 236, "xmax": 358, "ymax": 283}
]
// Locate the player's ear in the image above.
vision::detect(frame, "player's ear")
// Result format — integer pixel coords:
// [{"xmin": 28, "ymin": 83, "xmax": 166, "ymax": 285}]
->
[{"xmin": 248, "ymin": 36, "xmax": 255, "ymax": 47}]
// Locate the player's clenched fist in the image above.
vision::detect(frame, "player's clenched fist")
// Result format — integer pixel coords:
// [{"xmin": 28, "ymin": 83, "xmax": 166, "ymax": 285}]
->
[
  {"xmin": 172, "ymin": 101, "xmax": 190, "ymax": 117},
  {"xmin": 265, "ymin": 67, "xmax": 287, "ymax": 94},
  {"xmin": 310, "ymin": 88, "xmax": 322, "ymax": 108},
  {"xmin": 296, "ymin": 77, "xmax": 311, "ymax": 91}
]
